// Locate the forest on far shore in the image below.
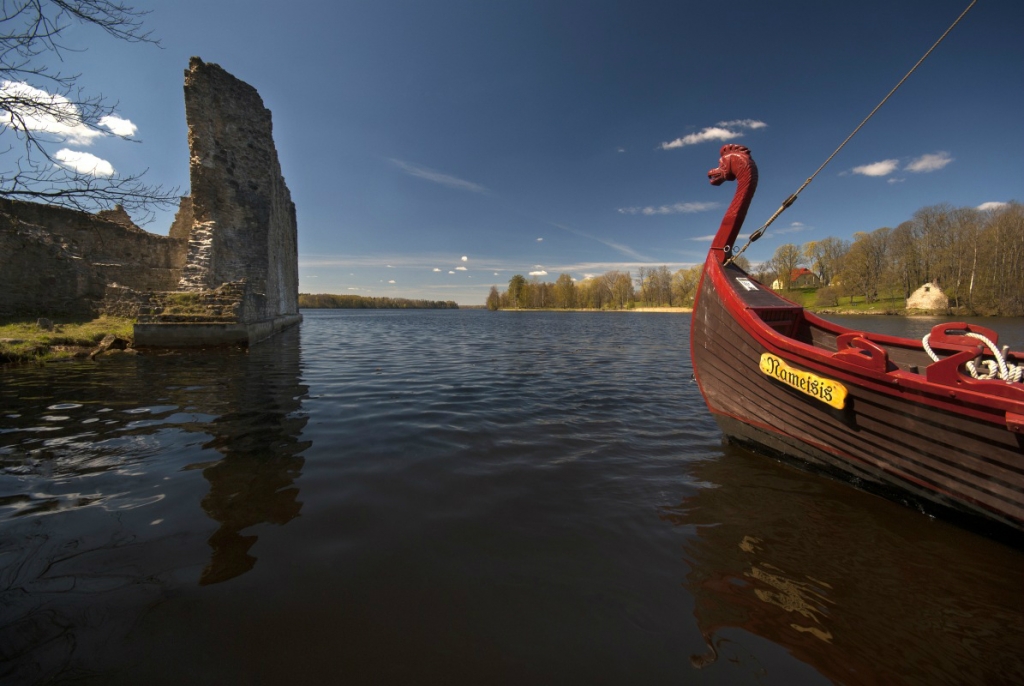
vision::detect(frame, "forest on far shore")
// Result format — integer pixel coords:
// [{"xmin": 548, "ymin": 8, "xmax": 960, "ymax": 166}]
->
[
  {"xmin": 486, "ymin": 202, "xmax": 1024, "ymax": 316},
  {"xmin": 299, "ymin": 294, "xmax": 458, "ymax": 309}
]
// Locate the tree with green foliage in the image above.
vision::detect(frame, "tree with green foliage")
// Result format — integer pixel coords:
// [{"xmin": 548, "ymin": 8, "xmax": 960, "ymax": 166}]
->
[
  {"xmin": 554, "ymin": 273, "xmax": 576, "ymax": 309},
  {"xmin": 507, "ymin": 274, "xmax": 527, "ymax": 309},
  {"xmin": 486, "ymin": 286, "xmax": 500, "ymax": 311},
  {"xmin": 671, "ymin": 265, "xmax": 702, "ymax": 306}
]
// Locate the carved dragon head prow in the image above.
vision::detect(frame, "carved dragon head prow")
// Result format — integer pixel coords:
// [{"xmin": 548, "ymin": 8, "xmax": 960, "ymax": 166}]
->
[{"xmin": 706, "ymin": 144, "xmax": 758, "ymax": 259}]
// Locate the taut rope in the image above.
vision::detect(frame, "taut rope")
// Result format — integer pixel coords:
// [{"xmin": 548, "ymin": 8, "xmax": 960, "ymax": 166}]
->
[{"xmin": 725, "ymin": 0, "xmax": 978, "ymax": 266}]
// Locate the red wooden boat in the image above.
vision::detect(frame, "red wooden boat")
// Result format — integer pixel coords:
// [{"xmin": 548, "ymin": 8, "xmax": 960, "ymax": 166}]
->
[{"xmin": 690, "ymin": 144, "xmax": 1024, "ymax": 535}]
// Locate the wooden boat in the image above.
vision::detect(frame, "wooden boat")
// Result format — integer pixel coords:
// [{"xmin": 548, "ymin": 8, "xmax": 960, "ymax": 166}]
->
[{"xmin": 690, "ymin": 144, "xmax": 1024, "ymax": 536}]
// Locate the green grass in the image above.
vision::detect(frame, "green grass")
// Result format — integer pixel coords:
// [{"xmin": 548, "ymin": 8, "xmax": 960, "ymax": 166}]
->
[
  {"xmin": 0, "ymin": 316, "xmax": 135, "ymax": 365},
  {"xmin": 158, "ymin": 292, "xmax": 209, "ymax": 315},
  {"xmin": 774, "ymin": 286, "xmax": 906, "ymax": 314}
]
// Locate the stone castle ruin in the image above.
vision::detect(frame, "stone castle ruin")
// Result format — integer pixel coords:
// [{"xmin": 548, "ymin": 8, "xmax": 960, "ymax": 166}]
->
[{"xmin": 0, "ymin": 57, "xmax": 301, "ymax": 345}]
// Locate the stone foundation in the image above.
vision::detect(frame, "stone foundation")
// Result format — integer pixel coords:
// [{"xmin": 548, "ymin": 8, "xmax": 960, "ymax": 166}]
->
[{"xmin": 133, "ymin": 314, "xmax": 302, "ymax": 348}]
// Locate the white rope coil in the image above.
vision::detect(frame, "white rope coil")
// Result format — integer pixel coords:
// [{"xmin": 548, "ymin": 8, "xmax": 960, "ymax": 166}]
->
[{"xmin": 922, "ymin": 332, "xmax": 1022, "ymax": 383}]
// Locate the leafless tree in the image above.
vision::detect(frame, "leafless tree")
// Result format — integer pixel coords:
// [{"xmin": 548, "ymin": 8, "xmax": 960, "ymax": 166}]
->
[
  {"xmin": 1, "ymin": 0, "xmax": 178, "ymax": 219},
  {"xmin": 768, "ymin": 243, "xmax": 802, "ymax": 291}
]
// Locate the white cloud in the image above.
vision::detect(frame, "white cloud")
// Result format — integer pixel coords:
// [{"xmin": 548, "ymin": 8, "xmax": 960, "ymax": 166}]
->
[
  {"xmin": 388, "ymin": 280, "xmax": 396, "ymax": 284},
  {"xmin": 977, "ymin": 201, "xmax": 1008, "ymax": 211},
  {"xmin": 433, "ymin": 268, "xmax": 442, "ymax": 272},
  {"xmin": 54, "ymin": 149, "xmax": 114, "ymax": 177},
  {"xmin": 461, "ymin": 255, "xmax": 468, "ymax": 261},
  {"xmin": 717, "ymin": 119, "xmax": 767, "ymax": 129},
  {"xmin": 536, "ymin": 237, "xmax": 543, "ymax": 242},
  {"xmin": 389, "ymin": 159, "xmax": 488, "ymax": 193},
  {"xmin": 448, "ymin": 270, "xmax": 455, "ymax": 274},
  {"xmin": 618, "ymin": 201, "xmax": 718, "ymax": 216},
  {"xmin": 456, "ymin": 266, "xmax": 467, "ymax": 271},
  {"xmin": 529, "ymin": 270, "xmax": 548, "ymax": 276},
  {"xmin": 98, "ymin": 115, "xmax": 137, "ymax": 137},
  {"xmin": 661, "ymin": 120, "xmax": 766, "ymax": 150},
  {"xmin": 887, "ymin": 177, "xmax": 905, "ymax": 184},
  {"xmin": 905, "ymin": 152, "xmax": 953, "ymax": 173},
  {"xmin": 0, "ymin": 81, "xmax": 135, "ymax": 145},
  {"xmin": 851, "ymin": 159, "xmax": 900, "ymax": 177}
]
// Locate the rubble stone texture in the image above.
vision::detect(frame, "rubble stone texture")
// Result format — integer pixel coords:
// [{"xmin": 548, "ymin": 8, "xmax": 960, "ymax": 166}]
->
[
  {"xmin": 180, "ymin": 57, "xmax": 299, "ymax": 319},
  {"xmin": 0, "ymin": 199, "xmax": 185, "ymax": 317}
]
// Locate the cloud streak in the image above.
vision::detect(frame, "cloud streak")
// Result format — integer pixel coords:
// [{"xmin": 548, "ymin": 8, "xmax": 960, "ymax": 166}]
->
[
  {"xmin": 550, "ymin": 222, "xmax": 650, "ymax": 261},
  {"xmin": 389, "ymin": 158, "xmax": 489, "ymax": 193},
  {"xmin": 661, "ymin": 119, "xmax": 766, "ymax": 150},
  {"xmin": 617, "ymin": 201, "xmax": 718, "ymax": 216}
]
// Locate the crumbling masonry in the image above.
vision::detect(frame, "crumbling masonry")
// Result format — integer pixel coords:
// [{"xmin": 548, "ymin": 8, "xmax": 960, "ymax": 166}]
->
[{"xmin": 0, "ymin": 57, "xmax": 301, "ymax": 345}]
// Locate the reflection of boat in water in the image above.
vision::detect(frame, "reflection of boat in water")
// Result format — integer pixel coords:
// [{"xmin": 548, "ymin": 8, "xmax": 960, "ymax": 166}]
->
[
  {"xmin": 690, "ymin": 143, "xmax": 1024, "ymax": 534},
  {"xmin": 662, "ymin": 445, "xmax": 1024, "ymax": 685}
]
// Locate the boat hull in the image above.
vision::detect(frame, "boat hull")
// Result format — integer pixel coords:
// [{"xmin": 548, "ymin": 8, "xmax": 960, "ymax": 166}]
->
[{"xmin": 691, "ymin": 258, "xmax": 1024, "ymax": 535}]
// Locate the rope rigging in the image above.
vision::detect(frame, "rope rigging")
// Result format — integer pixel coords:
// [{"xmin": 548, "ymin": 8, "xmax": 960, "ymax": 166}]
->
[{"xmin": 725, "ymin": 0, "xmax": 978, "ymax": 266}]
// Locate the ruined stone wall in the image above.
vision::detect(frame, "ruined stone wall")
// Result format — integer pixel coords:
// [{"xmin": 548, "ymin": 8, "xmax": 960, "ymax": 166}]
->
[
  {"xmin": 0, "ymin": 199, "xmax": 187, "ymax": 317},
  {"xmin": 168, "ymin": 196, "xmax": 195, "ymax": 241},
  {"xmin": 907, "ymin": 282, "xmax": 949, "ymax": 311},
  {"xmin": 105, "ymin": 281, "xmax": 254, "ymax": 323},
  {"xmin": 181, "ymin": 57, "xmax": 299, "ymax": 320}
]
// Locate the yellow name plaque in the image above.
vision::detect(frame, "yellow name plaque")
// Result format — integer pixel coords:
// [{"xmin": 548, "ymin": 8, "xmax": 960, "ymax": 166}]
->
[{"xmin": 759, "ymin": 353, "xmax": 847, "ymax": 410}]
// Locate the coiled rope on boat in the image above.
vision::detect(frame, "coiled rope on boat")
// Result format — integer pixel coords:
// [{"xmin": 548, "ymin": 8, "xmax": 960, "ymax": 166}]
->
[{"xmin": 922, "ymin": 332, "xmax": 1023, "ymax": 383}]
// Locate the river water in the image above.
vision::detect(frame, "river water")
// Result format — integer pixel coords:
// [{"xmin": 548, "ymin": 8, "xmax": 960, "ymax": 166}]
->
[{"xmin": 1, "ymin": 310, "xmax": 1022, "ymax": 685}]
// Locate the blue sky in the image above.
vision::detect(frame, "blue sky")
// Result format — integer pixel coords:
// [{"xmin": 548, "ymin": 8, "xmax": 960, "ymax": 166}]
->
[{"xmin": 34, "ymin": 0, "xmax": 1024, "ymax": 304}]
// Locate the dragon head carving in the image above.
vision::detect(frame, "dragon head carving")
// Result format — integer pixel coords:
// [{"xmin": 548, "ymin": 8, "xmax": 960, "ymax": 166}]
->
[{"xmin": 707, "ymin": 144, "xmax": 752, "ymax": 186}]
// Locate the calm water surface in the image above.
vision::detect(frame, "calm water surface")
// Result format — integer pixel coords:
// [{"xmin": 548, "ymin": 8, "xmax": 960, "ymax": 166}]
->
[{"xmin": 1, "ymin": 310, "xmax": 1022, "ymax": 685}]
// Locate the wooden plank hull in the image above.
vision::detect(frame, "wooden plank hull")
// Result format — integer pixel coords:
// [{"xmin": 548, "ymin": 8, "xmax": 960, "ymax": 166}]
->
[{"xmin": 691, "ymin": 257, "xmax": 1024, "ymax": 535}]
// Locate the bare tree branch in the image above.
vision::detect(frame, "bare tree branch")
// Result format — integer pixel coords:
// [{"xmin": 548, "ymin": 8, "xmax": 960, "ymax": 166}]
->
[{"xmin": 0, "ymin": 0, "xmax": 176, "ymax": 219}]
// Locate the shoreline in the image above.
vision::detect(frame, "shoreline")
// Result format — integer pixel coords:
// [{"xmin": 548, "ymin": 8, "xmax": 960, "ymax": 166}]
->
[
  {"xmin": 497, "ymin": 307, "xmax": 692, "ymax": 313},
  {"xmin": 493, "ymin": 307, "xmax": 964, "ymax": 317}
]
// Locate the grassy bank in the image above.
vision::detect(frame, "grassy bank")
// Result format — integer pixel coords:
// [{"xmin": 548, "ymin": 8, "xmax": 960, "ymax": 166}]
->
[
  {"xmin": 780, "ymin": 287, "xmax": 940, "ymax": 315},
  {"xmin": 0, "ymin": 316, "xmax": 135, "ymax": 365}
]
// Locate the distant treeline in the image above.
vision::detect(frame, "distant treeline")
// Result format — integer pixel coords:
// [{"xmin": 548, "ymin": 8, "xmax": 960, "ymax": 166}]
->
[
  {"xmin": 299, "ymin": 294, "xmax": 459, "ymax": 309},
  {"xmin": 487, "ymin": 201, "xmax": 1023, "ymax": 316},
  {"xmin": 486, "ymin": 264, "xmax": 717, "ymax": 311},
  {"xmin": 757, "ymin": 202, "xmax": 1023, "ymax": 315}
]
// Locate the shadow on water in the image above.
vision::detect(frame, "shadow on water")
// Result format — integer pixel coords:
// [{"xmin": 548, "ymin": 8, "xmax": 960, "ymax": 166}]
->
[
  {"xmin": 0, "ymin": 329, "xmax": 309, "ymax": 681},
  {"xmin": 662, "ymin": 444, "xmax": 1024, "ymax": 686}
]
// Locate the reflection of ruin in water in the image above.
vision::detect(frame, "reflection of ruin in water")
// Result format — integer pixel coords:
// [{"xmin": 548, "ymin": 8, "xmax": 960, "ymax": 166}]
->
[
  {"xmin": 148, "ymin": 327, "xmax": 311, "ymax": 584},
  {"xmin": 189, "ymin": 334, "xmax": 310, "ymax": 584},
  {"xmin": 662, "ymin": 445, "xmax": 1024, "ymax": 685},
  {"xmin": 0, "ymin": 329, "xmax": 308, "ymax": 681}
]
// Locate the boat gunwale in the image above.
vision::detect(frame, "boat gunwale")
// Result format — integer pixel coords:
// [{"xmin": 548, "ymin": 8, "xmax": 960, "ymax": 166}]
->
[{"xmin": 697, "ymin": 254, "xmax": 1024, "ymax": 424}]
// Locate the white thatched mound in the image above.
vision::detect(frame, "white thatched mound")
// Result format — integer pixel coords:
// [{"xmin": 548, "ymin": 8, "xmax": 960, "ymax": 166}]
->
[{"xmin": 907, "ymin": 282, "xmax": 948, "ymax": 310}]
